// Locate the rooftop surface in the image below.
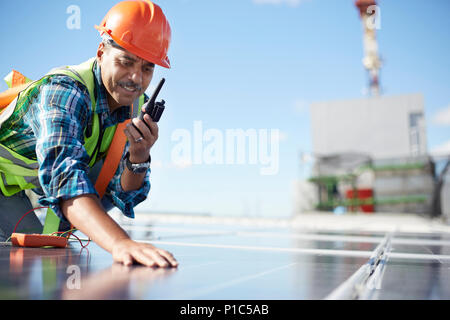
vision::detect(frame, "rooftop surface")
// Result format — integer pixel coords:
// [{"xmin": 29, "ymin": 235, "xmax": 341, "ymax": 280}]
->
[{"xmin": 1, "ymin": 212, "xmax": 449, "ymax": 300}]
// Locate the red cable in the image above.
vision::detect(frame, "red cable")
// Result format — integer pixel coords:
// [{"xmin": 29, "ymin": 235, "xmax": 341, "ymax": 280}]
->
[
  {"xmin": 68, "ymin": 232, "xmax": 91, "ymax": 249},
  {"xmin": 13, "ymin": 207, "xmax": 90, "ymax": 249},
  {"xmin": 12, "ymin": 206, "xmax": 49, "ymax": 234}
]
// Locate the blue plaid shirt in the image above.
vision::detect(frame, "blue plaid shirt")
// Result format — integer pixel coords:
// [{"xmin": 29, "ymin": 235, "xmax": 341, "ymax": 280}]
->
[{"xmin": 2, "ymin": 59, "xmax": 150, "ymax": 220}]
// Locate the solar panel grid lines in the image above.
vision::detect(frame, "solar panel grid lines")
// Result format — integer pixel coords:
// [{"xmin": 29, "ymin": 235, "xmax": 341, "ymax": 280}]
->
[
  {"xmin": 171, "ymin": 263, "xmax": 299, "ymax": 300},
  {"xmin": 1, "ymin": 215, "xmax": 450, "ymax": 300}
]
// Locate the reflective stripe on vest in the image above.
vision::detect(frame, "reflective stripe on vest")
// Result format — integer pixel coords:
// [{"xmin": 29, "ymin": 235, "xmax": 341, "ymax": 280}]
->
[{"xmin": 0, "ymin": 58, "xmax": 145, "ymax": 196}]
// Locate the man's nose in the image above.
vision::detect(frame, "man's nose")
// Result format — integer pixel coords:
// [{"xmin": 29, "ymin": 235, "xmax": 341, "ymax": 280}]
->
[{"xmin": 129, "ymin": 66, "xmax": 143, "ymax": 86}]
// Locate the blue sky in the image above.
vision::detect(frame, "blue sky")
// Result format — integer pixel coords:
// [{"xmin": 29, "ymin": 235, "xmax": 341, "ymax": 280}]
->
[{"xmin": 1, "ymin": 0, "xmax": 449, "ymax": 218}]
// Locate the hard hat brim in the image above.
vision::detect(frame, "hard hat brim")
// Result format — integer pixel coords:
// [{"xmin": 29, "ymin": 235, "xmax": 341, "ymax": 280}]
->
[{"xmin": 95, "ymin": 25, "xmax": 171, "ymax": 69}]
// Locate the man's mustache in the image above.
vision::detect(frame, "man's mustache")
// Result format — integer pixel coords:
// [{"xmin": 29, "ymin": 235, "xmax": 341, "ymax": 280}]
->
[{"xmin": 117, "ymin": 81, "xmax": 142, "ymax": 92}]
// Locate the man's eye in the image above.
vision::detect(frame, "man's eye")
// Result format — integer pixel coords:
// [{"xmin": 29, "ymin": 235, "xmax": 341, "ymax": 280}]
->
[{"xmin": 122, "ymin": 60, "xmax": 133, "ymax": 67}]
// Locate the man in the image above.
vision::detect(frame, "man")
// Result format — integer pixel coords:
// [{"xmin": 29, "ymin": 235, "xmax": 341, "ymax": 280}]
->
[{"xmin": 0, "ymin": 0, "xmax": 178, "ymax": 268}]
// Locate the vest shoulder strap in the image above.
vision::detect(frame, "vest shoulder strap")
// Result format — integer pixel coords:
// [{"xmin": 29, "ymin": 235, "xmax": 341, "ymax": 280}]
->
[{"xmin": 46, "ymin": 57, "xmax": 97, "ymax": 112}]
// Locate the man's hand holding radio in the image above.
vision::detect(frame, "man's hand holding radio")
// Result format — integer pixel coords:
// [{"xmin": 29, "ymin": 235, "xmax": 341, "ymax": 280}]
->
[
  {"xmin": 125, "ymin": 107, "xmax": 158, "ymax": 164},
  {"xmin": 125, "ymin": 78, "xmax": 165, "ymax": 163}
]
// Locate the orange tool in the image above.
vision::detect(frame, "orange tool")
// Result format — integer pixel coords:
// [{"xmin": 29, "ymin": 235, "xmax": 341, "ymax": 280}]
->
[{"xmin": 11, "ymin": 233, "xmax": 68, "ymax": 248}]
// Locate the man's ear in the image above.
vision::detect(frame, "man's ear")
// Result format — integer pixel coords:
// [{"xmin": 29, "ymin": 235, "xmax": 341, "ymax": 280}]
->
[{"xmin": 96, "ymin": 42, "xmax": 106, "ymax": 63}]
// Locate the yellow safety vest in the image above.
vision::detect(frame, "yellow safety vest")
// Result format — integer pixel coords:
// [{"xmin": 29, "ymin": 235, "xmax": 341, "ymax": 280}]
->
[{"xmin": 0, "ymin": 57, "xmax": 145, "ymax": 197}]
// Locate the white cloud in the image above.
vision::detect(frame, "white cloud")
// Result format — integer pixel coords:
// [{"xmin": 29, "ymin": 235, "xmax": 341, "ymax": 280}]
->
[
  {"xmin": 252, "ymin": 0, "xmax": 309, "ymax": 7},
  {"xmin": 432, "ymin": 105, "xmax": 450, "ymax": 126},
  {"xmin": 430, "ymin": 140, "xmax": 450, "ymax": 157}
]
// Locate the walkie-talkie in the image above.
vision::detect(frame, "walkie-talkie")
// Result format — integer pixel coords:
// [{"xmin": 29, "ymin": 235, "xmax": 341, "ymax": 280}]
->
[{"xmin": 140, "ymin": 78, "xmax": 166, "ymax": 124}]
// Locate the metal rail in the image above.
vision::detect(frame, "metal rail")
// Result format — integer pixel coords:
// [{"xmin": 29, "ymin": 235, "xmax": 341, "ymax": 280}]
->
[{"xmin": 324, "ymin": 233, "xmax": 392, "ymax": 300}]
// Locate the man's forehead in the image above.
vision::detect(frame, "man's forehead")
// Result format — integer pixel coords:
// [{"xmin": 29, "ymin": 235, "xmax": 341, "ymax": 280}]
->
[{"xmin": 110, "ymin": 46, "xmax": 155, "ymax": 66}]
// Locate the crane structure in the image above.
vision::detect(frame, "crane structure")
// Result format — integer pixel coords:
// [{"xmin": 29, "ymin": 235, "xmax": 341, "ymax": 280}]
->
[{"xmin": 355, "ymin": 0, "xmax": 382, "ymax": 96}]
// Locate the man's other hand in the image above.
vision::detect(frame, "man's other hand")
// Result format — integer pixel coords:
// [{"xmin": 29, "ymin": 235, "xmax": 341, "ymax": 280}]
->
[{"xmin": 112, "ymin": 238, "xmax": 178, "ymax": 268}]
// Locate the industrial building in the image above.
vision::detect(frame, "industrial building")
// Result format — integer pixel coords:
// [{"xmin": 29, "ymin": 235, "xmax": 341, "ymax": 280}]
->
[
  {"xmin": 308, "ymin": 93, "xmax": 436, "ymax": 215},
  {"xmin": 303, "ymin": 0, "xmax": 450, "ymax": 219}
]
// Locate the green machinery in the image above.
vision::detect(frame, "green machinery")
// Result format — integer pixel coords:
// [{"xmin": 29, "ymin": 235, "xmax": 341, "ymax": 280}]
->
[{"xmin": 309, "ymin": 159, "xmax": 433, "ymax": 214}]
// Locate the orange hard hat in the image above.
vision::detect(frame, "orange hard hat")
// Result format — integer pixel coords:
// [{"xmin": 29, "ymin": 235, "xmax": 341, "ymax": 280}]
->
[{"xmin": 95, "ymin": 0, "xmax": 171, "ymax": 68}]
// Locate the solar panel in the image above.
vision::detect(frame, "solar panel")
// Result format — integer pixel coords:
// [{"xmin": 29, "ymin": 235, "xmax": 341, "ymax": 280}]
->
[{"xmin": 1, "ymin": 213, "xmax": 449, "ymax": 300}]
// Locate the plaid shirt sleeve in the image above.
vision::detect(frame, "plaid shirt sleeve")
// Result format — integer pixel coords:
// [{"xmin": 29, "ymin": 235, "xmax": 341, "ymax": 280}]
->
[{"xmin": 25, "ymin": 76, "xmax": 150, "ymax": 221}]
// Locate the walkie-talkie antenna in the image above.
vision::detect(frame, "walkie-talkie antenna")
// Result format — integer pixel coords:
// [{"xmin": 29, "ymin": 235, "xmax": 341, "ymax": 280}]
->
[
  {"xmin": 149, "ymin": 78, "xmax": 165, "ymax": 105},
  {"xmin": 137, "ymin": 78, "xmax": 167, "ymax": 127}
]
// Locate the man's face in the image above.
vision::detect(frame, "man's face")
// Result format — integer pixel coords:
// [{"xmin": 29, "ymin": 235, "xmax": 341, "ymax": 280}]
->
[{"xmin": 96, "ymin": 43, "xmax": 155, "ymax": 110}]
